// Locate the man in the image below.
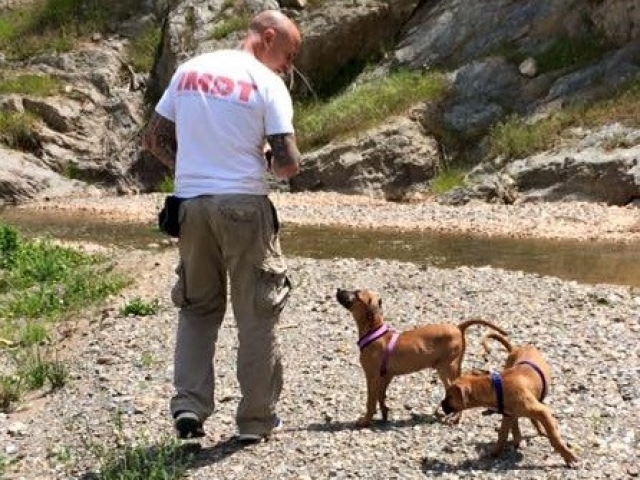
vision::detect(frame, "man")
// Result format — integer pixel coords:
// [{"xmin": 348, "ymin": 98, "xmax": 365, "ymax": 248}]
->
[{"xmin": 142, "ymin": 9, "xmax": 302, "ymax": 442}]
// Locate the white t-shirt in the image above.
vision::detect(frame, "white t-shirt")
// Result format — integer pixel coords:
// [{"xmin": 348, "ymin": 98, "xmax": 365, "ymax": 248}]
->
[{"xmin": 155, "ymin": 50, "xmax": 294, "ymax": 197}]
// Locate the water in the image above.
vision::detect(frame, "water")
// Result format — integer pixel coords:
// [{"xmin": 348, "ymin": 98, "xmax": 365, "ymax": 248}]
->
[{"xmin": 1, "ymin": 207, "xmax": 639, "ymax": 288}]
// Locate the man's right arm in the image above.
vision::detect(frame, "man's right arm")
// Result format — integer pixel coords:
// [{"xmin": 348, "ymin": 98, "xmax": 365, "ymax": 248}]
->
[
  {"xmin": 141, "ymin": 112, "xmax": 177, "ymax": 170},
  {"xmin": 266, "ymin": 132, "xmax": 301, "ymax": 179}
]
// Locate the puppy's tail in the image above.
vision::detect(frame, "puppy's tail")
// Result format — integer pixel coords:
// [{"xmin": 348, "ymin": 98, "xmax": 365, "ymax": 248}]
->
[
  {"xmin": 481, "ymin": 332, "xmax": 514, "ymax": 355},
  {"xmin": 457, "ymin": 318, "xmax": 508, "ymax": 337}
]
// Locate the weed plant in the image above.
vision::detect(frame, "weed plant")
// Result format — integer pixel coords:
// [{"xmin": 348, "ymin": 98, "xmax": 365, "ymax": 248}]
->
[
  {"xmin": 121, "ymin": 297, "xmax": 159, "ymax": 317},
  {"xmin": 71, "ymin": 410, "xmax": 196, "ymax": 479}
]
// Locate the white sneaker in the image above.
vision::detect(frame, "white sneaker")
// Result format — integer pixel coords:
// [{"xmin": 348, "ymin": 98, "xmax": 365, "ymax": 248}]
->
[{"xmin": 237, "ymin": 416, "xmax": 283, "ymax": 443}]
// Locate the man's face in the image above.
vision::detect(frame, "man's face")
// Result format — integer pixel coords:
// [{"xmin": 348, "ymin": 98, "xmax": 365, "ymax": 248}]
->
[{"xmin": 262, "ymin": 27, "xmax": 301, "ymax": 76}]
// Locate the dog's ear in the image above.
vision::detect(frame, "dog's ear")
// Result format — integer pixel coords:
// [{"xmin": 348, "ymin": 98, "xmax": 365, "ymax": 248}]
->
[
  {"xmin": 366, "ymin": 291, "xmax": 381, "ymax": 309},
  {"xmin": 450, "ymin": 384, "xmax": 470, "ymax": 408}
]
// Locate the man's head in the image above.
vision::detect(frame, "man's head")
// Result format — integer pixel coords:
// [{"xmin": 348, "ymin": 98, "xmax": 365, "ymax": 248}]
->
[{"xmin": 243, "ymin": 10, "xmax": 301, "ymax": 76}]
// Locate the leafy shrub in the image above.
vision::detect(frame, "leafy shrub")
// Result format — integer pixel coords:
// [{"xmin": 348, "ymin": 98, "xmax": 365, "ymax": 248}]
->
[{"xmin": 121, "ymin": 297, "xmax": 159, "ymax": 317}]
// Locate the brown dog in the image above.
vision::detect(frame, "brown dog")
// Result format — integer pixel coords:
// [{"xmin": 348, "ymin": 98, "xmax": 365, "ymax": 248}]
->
[
  {"xmin": 336, "ymin": 288, "xmax": 508, "ymax": 427},
  {"xmin": 441, "ymin": 332, "xmax": 579, "ymax": 467}
]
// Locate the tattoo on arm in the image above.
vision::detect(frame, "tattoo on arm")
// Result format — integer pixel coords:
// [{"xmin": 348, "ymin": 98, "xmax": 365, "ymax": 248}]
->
[
  {"xmin": 142, "ymin": 113, "xmax": 177, "ymax": 170},
  {"xmin": 267, "ymin": 133, "xmax": 301, "ymax": 179}
]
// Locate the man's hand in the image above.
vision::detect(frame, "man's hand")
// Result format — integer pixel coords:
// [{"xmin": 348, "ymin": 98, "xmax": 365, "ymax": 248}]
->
[
  {"xmin": 141, "ymin": 112, "xmax": 177, "ymax": 170},
  {"xmin": 264, "ymin": 144, "xmax": 273, "ymax": 169}
]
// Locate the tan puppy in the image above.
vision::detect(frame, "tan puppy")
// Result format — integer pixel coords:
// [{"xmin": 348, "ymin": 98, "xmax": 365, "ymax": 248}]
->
[
  {"xmin": 441, "ymin": 332, "xmax": 579, "ymax": 467},
  {"xmin": 336, "ymin": 288, "xmax": 507, "ymax": 427}
]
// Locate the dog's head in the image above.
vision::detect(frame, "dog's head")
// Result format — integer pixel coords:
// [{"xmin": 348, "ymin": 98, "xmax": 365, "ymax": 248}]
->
[
  {"xmin": 336, "ymin": 288, "xmax": 382, "ymax": 324},
  {"xmin": 440, "ymin": 377, "xmax": 473, "ymax": 415}
]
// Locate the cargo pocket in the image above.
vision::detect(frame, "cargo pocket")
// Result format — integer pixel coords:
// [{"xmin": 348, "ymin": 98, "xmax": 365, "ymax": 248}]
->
[
  {"xmin": 254, "ymin": 260, "xmax": 292, "ymax": 318},
  {"xmin": 171, "ymin": 261, "xmax": 188, "ymax": 307}
]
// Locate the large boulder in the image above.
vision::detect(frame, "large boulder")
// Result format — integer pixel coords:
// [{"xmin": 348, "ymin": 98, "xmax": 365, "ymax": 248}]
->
[
  {"xmin": 392, "ymin": 0, "xmax": 584, "ymax": 70},
  {"xmin": 290, "ymin": 114, "xmax": 440, "ymax": 199},
  {"xmin": 0, "ymin": 147, "xmax": 96, "ymax": 204}
]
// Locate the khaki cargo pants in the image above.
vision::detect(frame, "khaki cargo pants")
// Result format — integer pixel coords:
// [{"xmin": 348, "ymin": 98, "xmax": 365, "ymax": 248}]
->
[{"xmin": 169, "ymin": 194, "xmax": 291, "ymax": 436}]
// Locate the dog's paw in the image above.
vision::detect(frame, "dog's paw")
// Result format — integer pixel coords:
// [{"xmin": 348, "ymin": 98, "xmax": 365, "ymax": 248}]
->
[
  {"xmin": 381, "ymin": 407, "xmax": 389, "ymax": 422},
  {"xmin": 563, "ymin": 452, "xmax": 579, "ymax": 468},
  {"xmin": 442, "ymin": 412, "xmax": 462, "ymax": 425},
  {"xmin": 355, "ymin": 417, "xmax": 372, "ymax": 428},
  {"xmin": 483, "ymin": 444, "xmax": 506, "ymax": 459}
]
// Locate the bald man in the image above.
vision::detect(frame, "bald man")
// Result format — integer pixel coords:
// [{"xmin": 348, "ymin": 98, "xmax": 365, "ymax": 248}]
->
[{"xmin": 143, "ymin": 10, "xmax": 302, "ymax": 442}]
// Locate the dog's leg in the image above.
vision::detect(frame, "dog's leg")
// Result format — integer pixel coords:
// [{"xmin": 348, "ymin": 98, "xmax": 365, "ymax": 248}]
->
[
  {"xmin": 438, "ymin": 365, "xmax": 462, "ymax": 424},
  {"xmin": 528, "ymin": 404, "xmax": 579, "ymax": 467},
  {"xmin": 530, "ymin": 417, "xmax": 547, "ymax": 437},
  {"xmin": 511, "ymin": 418, "xmax": 523, "ymax": 449},
  {"xmin": 378, "ymin": 376, "xmax": 392, "ymax": 422},
  {"xmin": 356, "ymin": 373, "xmax": 379, "ymax": 427},
  {"xmin": 485, "ymin": 415, "xmax": 515, "ymax": 458}
]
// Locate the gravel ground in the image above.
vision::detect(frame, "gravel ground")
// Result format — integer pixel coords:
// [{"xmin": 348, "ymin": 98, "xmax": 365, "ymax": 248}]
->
[{"xmin": 1, "ymin": 193, "xmax": 639, "ymax": 479}]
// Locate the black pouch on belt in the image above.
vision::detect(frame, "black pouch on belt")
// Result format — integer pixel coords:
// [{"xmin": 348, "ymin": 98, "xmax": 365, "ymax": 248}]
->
[{"xmin": 158, "ymin": 195, "xmax": 184, "ymax": 237}]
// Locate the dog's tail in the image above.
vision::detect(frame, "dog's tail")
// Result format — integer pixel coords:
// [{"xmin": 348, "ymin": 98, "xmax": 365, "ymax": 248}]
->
[
  {"xmin": 457, "ymin": 318, "xmax": 508, "ymax": 337},
  {"xmin": 480, "ymin": 332, "xmax": 514, "ymax": 355}
]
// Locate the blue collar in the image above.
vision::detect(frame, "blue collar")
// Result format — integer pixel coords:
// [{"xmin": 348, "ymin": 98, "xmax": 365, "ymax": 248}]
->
[{"xmin": 491, "ymin": 371, "xmax": 505, "ymax": 414}]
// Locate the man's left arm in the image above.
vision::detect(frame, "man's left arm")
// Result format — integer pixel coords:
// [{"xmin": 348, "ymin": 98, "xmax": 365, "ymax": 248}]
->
[
  {"xmin": 141, "ymin": 112, "xmax": 177, "ymax": 170},
  {"xmin": 266, "ymin": 132, "xmax": 300, "ymax": 179}
]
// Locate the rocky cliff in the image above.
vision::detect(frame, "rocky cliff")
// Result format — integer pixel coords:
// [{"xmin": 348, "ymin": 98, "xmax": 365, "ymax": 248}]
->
[{"xmin": 0, "ymin": 0, "xmax": 639, "ymax": 205}]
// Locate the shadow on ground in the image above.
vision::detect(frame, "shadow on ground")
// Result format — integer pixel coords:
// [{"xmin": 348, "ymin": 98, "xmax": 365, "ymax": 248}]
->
[{"xmin": 421, "ymin": 439, "xmax": 570, "ymax": 477}]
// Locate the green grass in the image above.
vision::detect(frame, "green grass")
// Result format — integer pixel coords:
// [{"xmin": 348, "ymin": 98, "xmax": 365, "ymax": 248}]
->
[
  {"xmin": 0, "ymin": 73, "xmax": 64, "ymax": 96},
  {"xmin": 157, "ymin": 175, "xmax": 175, "ymax": 193},
  {"xmin": 0, "ymin": 223, "xmax": 128, "ymax": 412},
  {"xmin": 0, "ymin": 111, "xmax": 40, "ymax": 152},
  {"xmin": 430, "ymin": 168, "xmax": 467, "ymax": 195},
  {"xmin": 72, "ymin": 410, "xmax": 196, "ymax": 479},
  {"xmin": 0, "ymin": 375, "xmax": 22, "ymax": 412},
  {"xmin": 126, "ymin": 24, "xmax": 161, "ymax": 73},
  {"xmin": 16, "ymin": 347, "xmax": 67, "ymax": 390},
  {"xmin": 488, "ymin": 114, "xmax": 568, "ymax": 159},
  {"xmin": 97, "ymin": 440, "xmax": 194, "ymax": 480},
  {"xmin": 535, "ymin": 35, "xmax": 612, "ymax": 74},
  {"xmin": 121, "ymin": 297, "xmax": 159, "ymax": 317},
  {"xmin": 19, "ymin": 321, "xmax": 49, "ymax": 346},
  {"xmin": 0, "ymin": 0, "xmax": 146, "ymax": 60},
  {"xmin": 493, "ymin": 35, "xmax": 613, "ymax": 74},
  {"xmin": 295, "ymin": 70, "xmax": 446, "ymax": 151},
  {"xmin": 306, "ymin": 0, "xmax": 328, "ymax": 9},
  {"xmin": 210, "ymin": 15, "xmax": 250, "ymax": 40},
  {"xmin": 488, "ymin": 78, "xmax": 640, "ymax": 159}
]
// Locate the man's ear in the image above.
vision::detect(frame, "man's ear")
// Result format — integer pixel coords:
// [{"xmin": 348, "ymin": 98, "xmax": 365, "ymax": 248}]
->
[{"xmin": 262, "ymin": 28, "xmax": 276, "ymax": 48}]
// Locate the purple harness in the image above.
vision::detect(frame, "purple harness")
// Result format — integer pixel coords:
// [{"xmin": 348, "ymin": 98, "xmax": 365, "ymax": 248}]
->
[
  {"xmin": 490, "ymin": 360, "xmax": 548, "ymax": 415},
  {"xmin": 357, "ymin": 324, "xmax": 400, "ymax": 377},
  {"xmin": 515, "ymin": 360, "xmax": 548, "ymax": 400}
]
